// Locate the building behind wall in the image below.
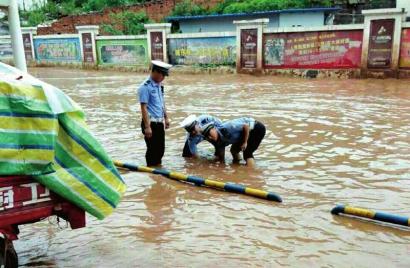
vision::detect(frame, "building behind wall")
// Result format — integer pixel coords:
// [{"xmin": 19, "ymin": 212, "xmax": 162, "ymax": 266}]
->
[{"xmin": 167, "ymin": 7, "xmax": 341, "ymax": 33}]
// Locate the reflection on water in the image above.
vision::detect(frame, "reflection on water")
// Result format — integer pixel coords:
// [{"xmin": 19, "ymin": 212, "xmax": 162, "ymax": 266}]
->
[{"xmin": 13, "ymin": 68, "xmax": 410, "ymax": 267}]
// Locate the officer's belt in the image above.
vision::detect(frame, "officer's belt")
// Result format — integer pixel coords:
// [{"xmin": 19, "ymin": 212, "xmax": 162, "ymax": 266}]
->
[{"xmin": 150, "ymin": 117, "xmax": 164, "ymax": 123}]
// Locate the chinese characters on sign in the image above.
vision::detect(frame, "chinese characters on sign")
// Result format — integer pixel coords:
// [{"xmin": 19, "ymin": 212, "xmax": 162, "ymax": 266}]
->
[
  {"xmin": 168, "ymin": 37, "xmax": 236, "ymax": 66},
  {"xmin": 150, "ymin": 32, "xmax": 164, "ymax": 61},
  {"xmin": 0, "ymin": 183, "xmax": 51, "ymax": 211},
  {"xmin": 264, "ymin": 31, "xmax": 363, "ymax": 69},
  {"xmin": 34, "ymin": 38, "xmax": 82, "ymax": 62},
  {"xmin": 241, "ymin": 29, "xmax": 258, "ymax": 69},
  {"xmin": 96, "ymin": 39, "xmax": 147, "ymax": 66},
  {"xmin": 367, "ymin": 19, "xmax": 394, "ymax": 69},
  {"xmin": 82, "ymin": 33, "xmax": 94, "ymax": 63}
]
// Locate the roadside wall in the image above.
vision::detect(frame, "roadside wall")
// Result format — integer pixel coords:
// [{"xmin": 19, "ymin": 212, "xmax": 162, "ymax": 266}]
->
[{"xmin": 2, "ymin": 9, "xmax": 410, "ymax": 78}]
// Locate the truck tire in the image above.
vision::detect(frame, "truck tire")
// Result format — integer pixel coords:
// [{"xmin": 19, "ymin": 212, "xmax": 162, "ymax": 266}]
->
[{"xmin": 0, "ymin": 237, "xmax": 18, "ymax": 268}]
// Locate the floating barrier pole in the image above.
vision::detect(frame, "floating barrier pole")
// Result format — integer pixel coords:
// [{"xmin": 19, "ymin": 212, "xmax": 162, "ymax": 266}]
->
[
  {"xmin": 114, "ymin": 161, "xmax": 282, "ymax": 202},
  {"xmin": 331, "ymin": 205, "xmax": 410, "ymax": 227}
]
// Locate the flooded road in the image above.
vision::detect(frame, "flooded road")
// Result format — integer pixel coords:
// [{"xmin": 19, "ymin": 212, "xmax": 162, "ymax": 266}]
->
[{"xmin": 15, "ymin": 68, "xmax": 410, "ymax": 267}]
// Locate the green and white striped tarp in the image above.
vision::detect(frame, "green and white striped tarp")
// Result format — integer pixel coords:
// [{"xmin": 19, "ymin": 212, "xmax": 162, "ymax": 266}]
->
[{"xmin": 0, "ymin": 63, "xmax": 126, "ymax": 219}]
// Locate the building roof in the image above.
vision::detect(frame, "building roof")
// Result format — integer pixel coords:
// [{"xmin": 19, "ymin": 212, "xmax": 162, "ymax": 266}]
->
[{"xmin": 166, "ymin": 7, "xmax": 341, "ymax": 21}]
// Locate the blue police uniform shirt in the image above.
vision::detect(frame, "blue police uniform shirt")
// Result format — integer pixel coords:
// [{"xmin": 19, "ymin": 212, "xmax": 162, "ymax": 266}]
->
[
  {"xmin": 214, "ymin": 117, "xmax": 256, "ymax": 147},
  {"xmin": 186, "ymin": 115, "xmax": 222, "ymax": 155},
  {"xmin": 138, "ymin": 76, "xmax": 164, "ymax": 119}
]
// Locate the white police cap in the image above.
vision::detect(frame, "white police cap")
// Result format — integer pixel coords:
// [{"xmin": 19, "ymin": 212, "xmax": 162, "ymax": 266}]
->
[
  {"xmin": 151, "ymin": 60, "xmax": 173, "ymax": 76},
  {"xmin": 180, "ymin": 114, "xmax": 197, "ymax": 132}
]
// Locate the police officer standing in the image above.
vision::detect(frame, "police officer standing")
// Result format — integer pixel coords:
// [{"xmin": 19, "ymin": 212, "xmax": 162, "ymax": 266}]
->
[{"xmin": 138, "ymin": 60, "xmax": 172, "ymax": 166}]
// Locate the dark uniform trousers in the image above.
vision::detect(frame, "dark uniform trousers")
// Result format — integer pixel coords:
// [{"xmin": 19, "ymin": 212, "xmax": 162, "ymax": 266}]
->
[
  {"xmin": 141, "ymin": 121, "xmax": 165, "ymax": 166},
  {"xmin": 230, "ymin": 121, "xmax": 266, "ymax": 160}
]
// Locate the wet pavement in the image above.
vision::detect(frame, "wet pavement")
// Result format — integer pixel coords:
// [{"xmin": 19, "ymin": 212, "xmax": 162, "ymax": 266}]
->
[{"xmin": 14, "ymin": 68, "xmax": 410, "ymax": 267}]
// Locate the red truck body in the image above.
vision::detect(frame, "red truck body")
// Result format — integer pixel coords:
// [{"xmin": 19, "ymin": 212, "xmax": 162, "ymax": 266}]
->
[{"xmin": 0, "ymin": 176, "xmax": 85, "ymax": 240}]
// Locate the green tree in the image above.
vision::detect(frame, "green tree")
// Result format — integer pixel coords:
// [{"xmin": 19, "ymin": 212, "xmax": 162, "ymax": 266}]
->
[
  {"xmin": 170, "ymin": 0, "xmax": 208, "ymax": 16},
  {"xmin": 101, "ymin": 11, "xmax": 151, "ymax": 35}
]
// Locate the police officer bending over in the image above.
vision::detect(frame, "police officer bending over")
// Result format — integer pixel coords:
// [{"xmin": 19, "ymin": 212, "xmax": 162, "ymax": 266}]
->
[
  {"xmin": 202, "ymin": 117, "xmax": 266, "ymax": 167},
  {"xmin": 138, "ymin": 60, "xmax": 172, "ymax": 166},
  {"xmin": 180, "ymin": 114, "xmax": 222, "ymax": 158}
]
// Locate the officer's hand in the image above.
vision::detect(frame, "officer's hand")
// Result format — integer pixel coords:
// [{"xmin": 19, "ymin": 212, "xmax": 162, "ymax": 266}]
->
[
  {"xmin": 241, "ymin": 142, "xmax": 247, "ymax": 151},
  {"xmin": 144, "ymin": 127, "xmax": 152, "ymax": 138},
  {"xmin": 165, "ymin": 118, "xmax": 170, "ymax": 129}
]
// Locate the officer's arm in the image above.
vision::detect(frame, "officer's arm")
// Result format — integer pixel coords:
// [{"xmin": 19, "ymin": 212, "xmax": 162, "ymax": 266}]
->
[
  {"xmin": 140, "ymin": 103, "xmax": 151, "ymax": 133},
  {"xmin": 164, "ymin": 103, "xmax": 170, "ymax": 129},
  {"xmin": 187, "ymin": 137, "xmax": 199, "ymax": 158}
]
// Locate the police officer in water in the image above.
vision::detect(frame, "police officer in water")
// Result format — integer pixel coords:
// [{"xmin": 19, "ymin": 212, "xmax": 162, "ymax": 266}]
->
[
  {"xmin": 180, "ymin": 114, "xmax": 222, "ymax": 158},
  {"xmin": 138, "ymin": 60, "xmax": 172, "ymax": 166},
  {"xmin": 201, "ymin": 117, "xmax": 266, "ymax": 167}
]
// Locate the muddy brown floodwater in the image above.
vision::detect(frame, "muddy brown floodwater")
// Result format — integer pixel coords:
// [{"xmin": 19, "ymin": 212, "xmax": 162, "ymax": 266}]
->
[{"xmin": 13, "ymin": 68, "xmax": 410, "ymax": 267}]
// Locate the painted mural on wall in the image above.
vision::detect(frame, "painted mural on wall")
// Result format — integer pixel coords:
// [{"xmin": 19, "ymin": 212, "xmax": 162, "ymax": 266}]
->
[
  {"xmin": 168, "ymin": 37, "xmax": 236, "ymax": 66},
  {"xmin": 399, "ymin": 28, "xmax": 410, "ymax": 68},
  {"xmin": 0, "ymin": 42, "xmax": 13, "ymax": 59},
  {"xmin": 264, "ymin": 31, "xmax": 363, "ymax": 69},
  {"xmin": 367, "ymin": 19, "xmax": 394, "ymax": 69},
  {"xmin": 96, "ymin": 39, "xmax": 148, "ymax": 66},
  {"xmin": 34, "ymin": 38, "xmax": 81, "ymax": 62}
]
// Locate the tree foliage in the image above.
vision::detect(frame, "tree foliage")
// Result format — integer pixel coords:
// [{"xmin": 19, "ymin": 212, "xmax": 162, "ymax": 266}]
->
[
  {"xmin": 219, "ymin": 0, "xmax": 332, "ymax": 14},
  {"xmin": 170, "ymin": 0, "xmax": 208, "ymax": 16},
  {"xmin": 101, "ymin": 11, "xmax": 152, "ymax": 35},
  {"xmin": 21, "ymin": 0, "xmax": 334, "ymax": 28}
]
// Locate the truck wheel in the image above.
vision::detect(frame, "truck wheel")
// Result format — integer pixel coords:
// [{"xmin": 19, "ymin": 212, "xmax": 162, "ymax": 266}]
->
[{"xmin": 0, "ymin": 237, "xmax": 18, "ymax": 268}]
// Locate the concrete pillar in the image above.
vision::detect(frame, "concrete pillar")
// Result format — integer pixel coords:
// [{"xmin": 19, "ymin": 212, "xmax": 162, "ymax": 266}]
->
[
  {"xmin": 21, "ymin": 27, "xmax": 36, "ymax": 62},
  {"xmin": 144, "ymin": 23, "xmax": 171, "ymax": 63},
  {"xmin": 361, "ymin": 9, "xmax": 406, "ymax": 78},
  {"xmin": 233, "ymin": 19, "xmax": 268, "ymax": 74},
  {"xmin": 7, "ymin": 0, "xmax": 27, "ymax": 72},
  {"xmin": 75, "ymin": 25, "xmax": 99, "ymax": 65}
]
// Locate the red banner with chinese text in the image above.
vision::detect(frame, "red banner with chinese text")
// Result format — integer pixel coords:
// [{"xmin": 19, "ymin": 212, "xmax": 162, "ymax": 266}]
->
[
  {"xmin": 264, "ymin": 30, "xmax": 363, "ymax": 69},
  {"xmin": 399, "ymin": 28, "xmax": 410, "ymax": 69}
]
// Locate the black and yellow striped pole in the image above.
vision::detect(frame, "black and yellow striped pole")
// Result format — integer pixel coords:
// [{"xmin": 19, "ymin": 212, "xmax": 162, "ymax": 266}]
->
[
  {"xmin": 114, "ymin": 161, "xmax": 282, "ymax": 202},
  {"xmin": 331, "ymin": 205, "xmax": 410, "ymax": 227}
]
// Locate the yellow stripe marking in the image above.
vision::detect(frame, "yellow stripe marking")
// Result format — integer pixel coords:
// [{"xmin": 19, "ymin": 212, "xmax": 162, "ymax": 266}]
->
[
  {"xmin": 169, "ymin": 172, "xmax": 188, "ymax": 181},
  {"xmin": 345, "ymin": 206, "xmax": 376, "ymax": 219},
  {"xmin": 138, "ymin": 166, "xmax": 154, "ymax": 172},
  {"xmin": 204, "ymin": 179, "xmax": 225, "ymax": 189},
  {"xmin": 245, "ymin": 188, "xmax": 268, "ymax": 198}
]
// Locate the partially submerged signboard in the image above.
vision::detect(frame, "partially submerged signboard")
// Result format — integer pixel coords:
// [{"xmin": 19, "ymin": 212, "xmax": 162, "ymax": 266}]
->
[
  {"xmin": 96, "ymin": 39, "xmax": 148, "ymax": 66},
  {"xmin": 367, "ymin": 19, "xmax": 394, "ymax": 69},
  {"xmin": 264, "ymin": 30, "xmax": 363, "ymax": 69},
  {"xmin": 168, "ymin": 37, "xmax": 236, "ymax": 66}
]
